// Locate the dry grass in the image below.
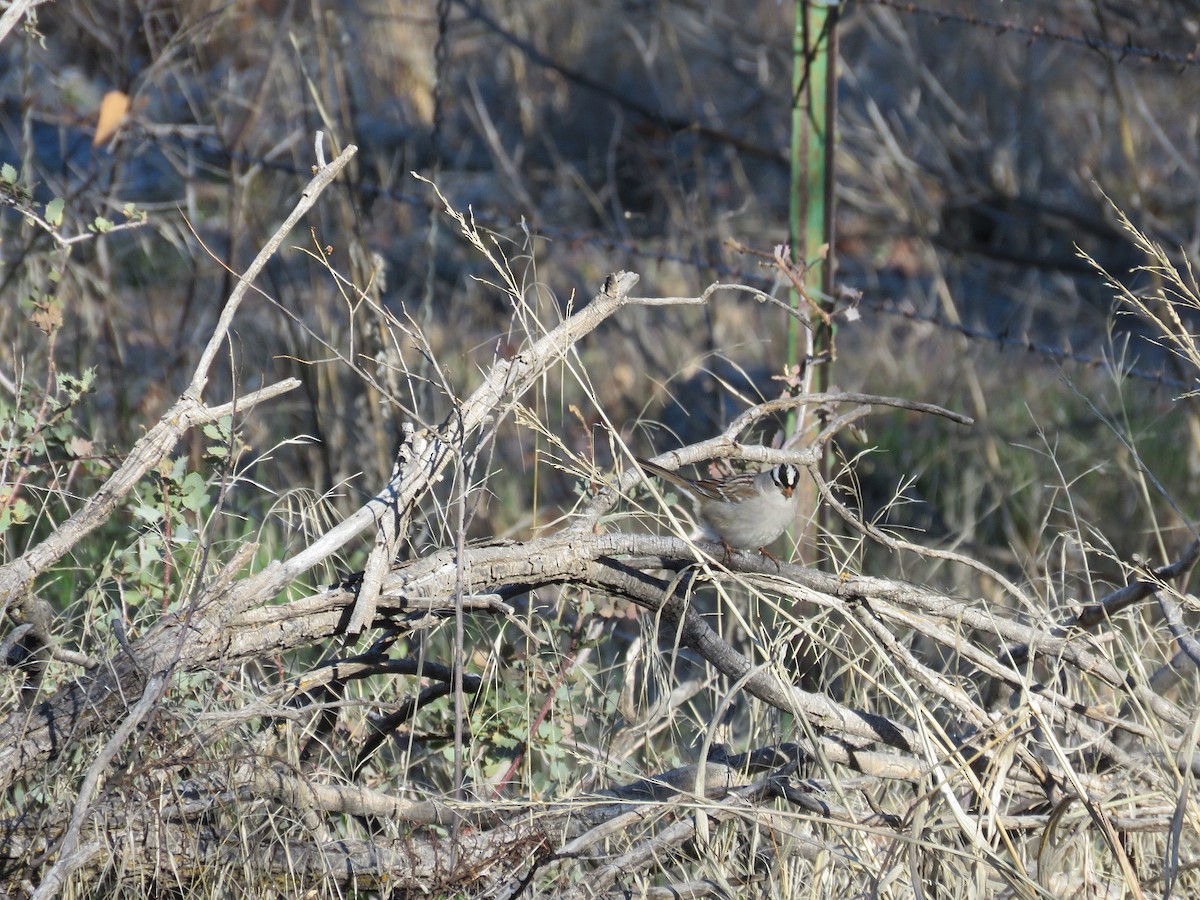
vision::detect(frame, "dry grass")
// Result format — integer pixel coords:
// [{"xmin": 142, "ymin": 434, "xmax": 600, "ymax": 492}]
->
[{"xmin": 2, "ymin": 0, "xmax": 1200, "ymax": 896}]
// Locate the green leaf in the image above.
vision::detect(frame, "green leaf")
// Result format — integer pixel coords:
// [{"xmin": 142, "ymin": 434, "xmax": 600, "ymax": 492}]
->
[
  {"xmin": 483, "ymin": 758, "xmax": 510, "ymax": 781},
  {"xmin": 138, "ymin": 538, "xmax": 163, "ymax": 570},
  {"xmin": 159, "ymin": 456, "xmax": 187, "ymax": 482},
  {"xmin": 133, "ymin": 503, "xmax": 163, "ymax": 524},
  {"xmin": 44, "ymin": 198, "xmax": 64, "ymax": 227},
  {"xmin": 180, "ymin": 472, "xmax": 209, "ymax": 512},
  {"xmin": 57, "ymin": 370, "xmax": 95, "ymax": 402},
  {"xmin": 203, "ymin": 416, "xmax": 232, "ymax": 441},
  {"xmin": 91, "ymin": 216, "xmax": 114, "ymax": 234},
  {"xmin": 0, "ymin": 163, "xmax": 15, "ymax": 183}
]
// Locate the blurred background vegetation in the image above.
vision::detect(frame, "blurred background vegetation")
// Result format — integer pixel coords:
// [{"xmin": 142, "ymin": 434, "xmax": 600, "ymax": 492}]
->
[
  {"xmin": 5, "ymin": 0, "xmax": 1199, "ymax": 570},
  {"xmin": 5, "ymin": 0, "xmax": 1200, "ymax": 894}
]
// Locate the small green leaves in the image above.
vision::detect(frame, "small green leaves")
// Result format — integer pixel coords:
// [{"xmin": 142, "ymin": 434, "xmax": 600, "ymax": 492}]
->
[
  {"xmin": 0, "ymin": 490, "xmax": 32, "ymax": 534},
  {"xmin": 203, "ymin": 416, "xmax": 234, "ymax": 459}
]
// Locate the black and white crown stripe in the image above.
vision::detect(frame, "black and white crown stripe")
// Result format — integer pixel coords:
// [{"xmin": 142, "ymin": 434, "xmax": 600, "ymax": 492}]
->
[{"xmin": 772, "ymin": 464, "xmax": 800, "ymax": 490}]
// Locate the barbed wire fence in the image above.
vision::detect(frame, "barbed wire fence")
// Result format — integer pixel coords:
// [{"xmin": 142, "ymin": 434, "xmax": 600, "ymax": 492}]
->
[
  {"xmin": 859, "ymin": 0, "xmax": 1200, "ymax": 67},
  {"xmin": 40, "ymin": 0, "xmax": 1199, "ymax": 392},
  {"xmin": 115, "ymin": 148, "xmax": 1192, "ymax": 401}
]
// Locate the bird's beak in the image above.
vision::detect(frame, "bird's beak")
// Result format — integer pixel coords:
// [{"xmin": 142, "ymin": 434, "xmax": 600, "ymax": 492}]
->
[{"xmin": 782, "ymin": 486, "xmax": 794, "ymax": 498}]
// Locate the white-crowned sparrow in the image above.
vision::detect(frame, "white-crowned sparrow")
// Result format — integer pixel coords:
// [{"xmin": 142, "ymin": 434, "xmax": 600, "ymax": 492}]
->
[{"xmin": 636, "ymin": 457, "xmax": 800, "ymax": 562}]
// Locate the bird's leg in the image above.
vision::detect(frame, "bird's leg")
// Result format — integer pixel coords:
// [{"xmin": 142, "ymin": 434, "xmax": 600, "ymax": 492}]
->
[{"xmin": 757, "ymin": 546, "xmax": 782, "ymax": 571}]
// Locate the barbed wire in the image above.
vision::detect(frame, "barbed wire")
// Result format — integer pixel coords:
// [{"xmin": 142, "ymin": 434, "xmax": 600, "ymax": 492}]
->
[
  {"xmin": 856, "ymin": 296, "xmax": 1195, "ymax": 392},
  {"xmin": 860, "ymin": 0, "xmax": 1200, "ymax": 67},
  {"xmin": 134, "ymin": 123, "xmax": 1192, "ymax": 394}
]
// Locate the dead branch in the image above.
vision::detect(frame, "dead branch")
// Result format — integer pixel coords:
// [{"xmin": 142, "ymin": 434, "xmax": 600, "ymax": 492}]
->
[{"xmin": 2, "ymin": 258, "xmax": 1191, "ymax": 896}]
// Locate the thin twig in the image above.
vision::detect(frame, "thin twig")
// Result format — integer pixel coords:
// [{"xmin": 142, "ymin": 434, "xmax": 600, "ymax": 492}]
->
[{"xmin": 31, "ymin": 672, "xmax": 168, "ymax": 899}]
